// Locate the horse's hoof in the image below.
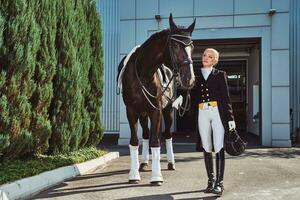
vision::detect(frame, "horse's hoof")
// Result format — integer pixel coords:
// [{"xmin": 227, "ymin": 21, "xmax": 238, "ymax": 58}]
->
[
  {"xmin": 150, "ymin": 181, "xmax": 163, "ymax": 186},
  {"xmin": 128, "ymin": 180, "xmax": 139, "ymax": 184},
  {"xmin": 139, "ymin": 163, "xmax": 149, "ymax": 172},
  {"xmin": 167, "ymin": 163, "xmax": 176, "ymax": 170},
  {"xmin": 129, "ymin": 170, "xmax": 141, "ymax": 182}
]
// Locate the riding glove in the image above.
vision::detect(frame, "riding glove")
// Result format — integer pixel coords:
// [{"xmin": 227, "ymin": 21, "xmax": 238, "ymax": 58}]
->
[{"xmin": 172, "ymin": 95, "xmax": 183, "ymax": 110}]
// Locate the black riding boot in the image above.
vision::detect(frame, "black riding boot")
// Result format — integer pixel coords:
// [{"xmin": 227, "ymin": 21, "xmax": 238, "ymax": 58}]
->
[
  {"xmin": 204, "ymin": 151, "xmax": 215, "ymax": 193},
  {"xmin": 212, "ymin": 148, "xmax": 225, "ymax": 196}
]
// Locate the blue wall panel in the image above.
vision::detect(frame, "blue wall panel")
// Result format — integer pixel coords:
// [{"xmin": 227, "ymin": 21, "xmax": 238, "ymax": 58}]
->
[
  {"xmin": 159, "ymin": 0, "xmax": 194, "ymax": 17},
  {"xmin": 137, "ymin": 0, "xmax": 159, "ymax": 19},
  {"xmin": 194, "ymin": 0, "xmax": 234, "ymax": 16},
  {"xmin": 272, "ymin": 87, "xmax": 290, "ymax": 123},
  {"xmin": 136, "ymin": 20, "xmax": 158, "ymax": 44},
  {"xmin": 234, "ymin": 14, "xmax": 271, "ymax": 27},
  {"xmin": 272, "ymin": 0, "xmax": 289, "ymax": 12},
  {"xmin": 272, "ymin": 124, "xmax": 290, "ymax": 140},
  {"xmin": 120, "ymin": 0, "xmax": 135, "ymax": 19},
  {"xmin": 272, "ymin": 13, "xmax": 289, "ymax": 49},
  {"xmin": 261, "ymin": 28, "xmax": 273, "ymax": 146},
  {"xmin": 192, "ymin": 26, "xmax": 267, "ymax": 40},
  {"xmin": 196, "ymin": 16, "xmax": 233, "ymax": 29},
  {"xmin": 160, "ymin": 17, "xmax": 196, "ymax": 30},
  {"xmin": 290, "ymin": 0, "xmax": 300, "ymax": 140},
  {"xmin": 98, "ymin": 0, "xmax": 120, "ymax": 132},
  {"xmin": 120, "ymin": 21, "xmax": 136, "ymax": 54},
  {"xmin": 272, "ymin": 50, "xmax": 289, "ymax": 86},
  {"xmin": 234, "ymin": 0, "xmax": 271, "ymax": 14}
]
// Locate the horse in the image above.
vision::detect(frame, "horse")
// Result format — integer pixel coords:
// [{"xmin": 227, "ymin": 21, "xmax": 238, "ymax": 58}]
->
[{"xmin": 117, "ymin": 14, "xmax": 196, "ymax": 186}]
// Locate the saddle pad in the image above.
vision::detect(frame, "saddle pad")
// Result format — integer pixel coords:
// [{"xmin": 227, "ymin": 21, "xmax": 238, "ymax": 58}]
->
[{"xmin": 117, "ymin": 45, "xmax": 140, "ymax": 91}]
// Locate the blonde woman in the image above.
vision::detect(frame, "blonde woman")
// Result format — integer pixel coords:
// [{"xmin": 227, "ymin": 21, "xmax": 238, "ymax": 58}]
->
[{"xmin": 195, "ymin": 48, "xmax": 235, "ymax": 196}]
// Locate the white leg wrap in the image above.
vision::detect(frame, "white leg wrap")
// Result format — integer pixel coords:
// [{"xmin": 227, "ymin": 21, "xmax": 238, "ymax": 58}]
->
[
  {"xmin": 150, "ymin": 147, "xmax": 163, "ymax": 182},
  {"xmin": 166, "ymin": 138, "xmax": 175, "ymax": 164},
  {"xmin": 141, "ymin": 139, "xmax": 149, "ymax": 164},
  {"xmin": 129, "ymin": 145, "xmax": 141, "ymax": 181}
]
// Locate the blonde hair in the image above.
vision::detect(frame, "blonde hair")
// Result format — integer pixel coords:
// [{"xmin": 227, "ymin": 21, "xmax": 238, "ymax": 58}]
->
[{"xmin": 203, "ymin": 48, "xmax": 219, "ymax": 65}]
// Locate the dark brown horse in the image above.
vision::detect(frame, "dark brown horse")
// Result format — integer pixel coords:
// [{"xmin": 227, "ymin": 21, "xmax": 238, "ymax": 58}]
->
[{"xmin": 118, "ymin": 14, "xmax": 196, "ymax": 186}]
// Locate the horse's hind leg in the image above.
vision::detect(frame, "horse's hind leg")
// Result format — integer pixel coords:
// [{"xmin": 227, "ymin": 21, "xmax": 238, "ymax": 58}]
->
[
  {"xmin": 127, "ymin": 107, "xmax": 141, "ymax": 184},
  {"xmin": 163, "ymin": 104, "xmax": 176, "ymax": 170},
  {"xmin": 139, "ymin": 115, "xmax": 150, "ymax": 171}
]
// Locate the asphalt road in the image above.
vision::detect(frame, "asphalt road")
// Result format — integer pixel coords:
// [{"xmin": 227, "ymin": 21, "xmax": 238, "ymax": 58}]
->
[{"xmin": 33, "ymin": 144, "xmax": 300, "ymax": 200}]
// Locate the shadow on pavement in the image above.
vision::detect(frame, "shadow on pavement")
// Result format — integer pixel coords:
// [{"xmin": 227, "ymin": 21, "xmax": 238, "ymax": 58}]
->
[
  {"xmin": 71, "ymin": 169, "xmax": 129, "ymax": 181},
  {"xmin": 33, "ymin": 182, "xmax": 151, "ymax": 199},
  {"xmin": 99, "ymin": 142, "xmax": 300, "ymax": 160},
  {"xmin": 115, "ymin": 189, "xmax": 220, "ymax": 200}
]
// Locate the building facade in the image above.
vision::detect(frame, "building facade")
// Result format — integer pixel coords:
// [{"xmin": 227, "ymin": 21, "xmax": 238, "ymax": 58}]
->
[{"xmin": 97, "ymin": 0, "xmax": 300, "ymax": 147}]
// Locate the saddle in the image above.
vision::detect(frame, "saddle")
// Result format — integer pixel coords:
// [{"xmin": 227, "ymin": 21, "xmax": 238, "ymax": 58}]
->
[{"xmin": 157, "ymin": 65, "xmax": 174, "ymax": 108}]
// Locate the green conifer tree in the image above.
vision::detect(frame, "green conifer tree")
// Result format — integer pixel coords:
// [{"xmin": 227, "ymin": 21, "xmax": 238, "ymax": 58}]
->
[
  {"xmin": 73, "ymin": 0, "xmax": 92, "ymax": 148},
  {"xmin": 0, "ymin": 0, "xmax": 40, "ymax": 158},
  {"xmin": 49, "ymin": 0, "xmax": 85, "ymax": 153},
  {"xmin": 85, "ymin": 1, "xmax": 104, "ymax": 146},
  {"xmin": 30, "ymin": 0, "xmax": 57, "ymax": 153},
  {"xmin": 0, "ymin": 0, "xmax": 104, "ymax": 157},
  {"xmin": 0, "ymin": 5, "xmax": 10, "ymax": 155}
]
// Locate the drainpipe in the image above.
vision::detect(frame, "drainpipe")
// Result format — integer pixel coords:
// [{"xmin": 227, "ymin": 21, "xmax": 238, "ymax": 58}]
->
[
  {"xmin": 290, "ymin": 108, "xmax": 295, "ymax": 142},
  {"xmin": 297, "ymin": 128, "xmax": 300, "ymax": 143}
]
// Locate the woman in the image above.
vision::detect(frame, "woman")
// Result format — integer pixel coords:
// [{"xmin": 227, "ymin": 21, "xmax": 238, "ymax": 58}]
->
[{"xmin": 195, "ymin": 48, "xmax": 236, "ymax": 196}]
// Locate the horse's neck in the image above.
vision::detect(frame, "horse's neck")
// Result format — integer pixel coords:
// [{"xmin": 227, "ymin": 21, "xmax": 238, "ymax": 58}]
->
[{"xmin": 137, "ymin": 32, "xmax": 168, "ymax": 79}]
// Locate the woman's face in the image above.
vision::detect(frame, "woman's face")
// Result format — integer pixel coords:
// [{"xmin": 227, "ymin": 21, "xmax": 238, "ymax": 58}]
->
[{"xmin": 202, "ymin": 50, "xmax": 216, "ymax": 68}]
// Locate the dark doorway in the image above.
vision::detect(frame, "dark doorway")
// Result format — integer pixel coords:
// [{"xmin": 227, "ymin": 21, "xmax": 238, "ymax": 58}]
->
[{"xmin": 218, "ymin": 60, "xmax": 247, "ymax": 131}]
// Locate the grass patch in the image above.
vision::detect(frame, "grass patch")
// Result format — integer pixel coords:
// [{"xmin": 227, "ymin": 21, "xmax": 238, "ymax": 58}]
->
[{"xmin": 0, "ymin": 147, "xmax": 107, "ymax": 185}]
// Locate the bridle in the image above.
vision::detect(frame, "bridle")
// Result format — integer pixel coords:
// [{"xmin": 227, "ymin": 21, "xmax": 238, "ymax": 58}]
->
[
  {"xmin": 134, "ymin": 31, "xmax": 194, "ymax": 114},
  {"xmin": 168, "ymin": 34, "xmax": 193, "ymax": 75}
]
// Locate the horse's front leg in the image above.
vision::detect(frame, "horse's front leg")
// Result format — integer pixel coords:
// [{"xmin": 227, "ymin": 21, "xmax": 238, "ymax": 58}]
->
[
  {"xmin": 127, "ymin": 107, "xmax": 141, "ymax": 184},
  {"xmin": 139, "ymin": 115, "xmax": 150, "ymax": 171},
  {"xmin": 163, "ymin": 104, "xmax": 175, "ymax": 170},
  {"xmin": 149, "ymin": 109, "xmax": 163, "ymax": 186}
]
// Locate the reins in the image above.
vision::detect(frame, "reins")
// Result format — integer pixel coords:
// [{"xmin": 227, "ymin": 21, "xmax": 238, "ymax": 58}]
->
[{"xmin": 178, "ymin": 90, "xmax": 191, "ymax": 117}]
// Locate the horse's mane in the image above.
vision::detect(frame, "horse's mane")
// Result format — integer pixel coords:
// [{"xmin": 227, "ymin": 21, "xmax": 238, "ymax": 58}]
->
[
  {"xmin": 139, "ymin": 26, "xmax": 190, "ymax": 51},
  {"xmin": 140, "ymin": 29, "xmax": 170, "ymax": 50}
]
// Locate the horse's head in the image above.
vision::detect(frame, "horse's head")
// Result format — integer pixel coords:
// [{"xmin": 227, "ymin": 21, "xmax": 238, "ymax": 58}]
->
[{"xmin": 167, "ymin": 13, "xmax": 196, "ymax": 90}]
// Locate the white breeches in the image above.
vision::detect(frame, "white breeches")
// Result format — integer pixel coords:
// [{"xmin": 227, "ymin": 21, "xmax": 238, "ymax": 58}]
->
[{"xmin": 198, "ymin": 106, "xmax": 225, "ymax": 153}]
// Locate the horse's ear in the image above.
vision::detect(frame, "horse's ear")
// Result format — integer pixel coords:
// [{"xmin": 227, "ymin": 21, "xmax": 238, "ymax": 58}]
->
[
  {"xmin": 187, "ymin": 18, "xmax": 196, "ymax": 33},
  {"xmin": 169, "ymin": 13, "xmax": 177, "ymax": 31}
]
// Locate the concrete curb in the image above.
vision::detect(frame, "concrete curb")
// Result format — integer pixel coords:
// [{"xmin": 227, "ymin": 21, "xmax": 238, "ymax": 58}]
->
[{"xmin": 0, "ymin": 152, "xmax": 119, "ymax": 200}]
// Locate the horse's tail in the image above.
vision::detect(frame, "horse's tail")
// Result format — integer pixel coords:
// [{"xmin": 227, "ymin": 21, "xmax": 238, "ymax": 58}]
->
[
  {"xmin": 116, "ymin": 55, "xmax": 127, "ymax": 95},
  {"xmin": 117, "ymin": 55, "xmax": 127, "ymax": 82}
]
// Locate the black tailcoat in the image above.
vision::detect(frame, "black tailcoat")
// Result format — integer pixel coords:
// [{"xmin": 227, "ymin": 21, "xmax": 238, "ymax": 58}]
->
[{"xmin": 193, "ymin": 67, "xmax": 234, "ymax": 134}]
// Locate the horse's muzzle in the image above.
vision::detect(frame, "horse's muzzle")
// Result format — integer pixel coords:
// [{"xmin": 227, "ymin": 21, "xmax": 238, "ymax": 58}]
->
[{"xmin": 177, "ymin": 61, "xmax": 195, "ymax": 89}]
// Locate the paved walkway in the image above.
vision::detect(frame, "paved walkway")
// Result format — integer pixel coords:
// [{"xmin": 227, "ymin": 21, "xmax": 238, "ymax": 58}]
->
[{"xmin": 33, "ymin": 144, "xmax": 300, "ymax": 200}]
